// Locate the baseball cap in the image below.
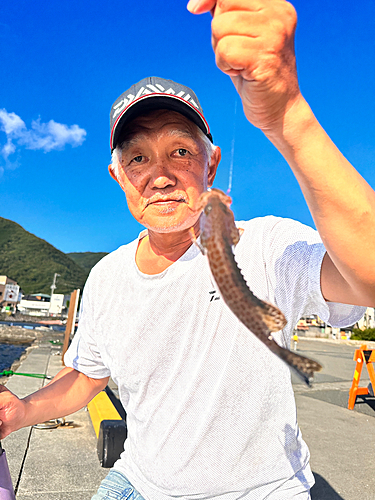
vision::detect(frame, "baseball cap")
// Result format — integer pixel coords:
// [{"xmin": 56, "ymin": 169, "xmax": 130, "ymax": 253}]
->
[{"xmin": 110, "ymin": 76, "xmax": 212, "ymax": 151}]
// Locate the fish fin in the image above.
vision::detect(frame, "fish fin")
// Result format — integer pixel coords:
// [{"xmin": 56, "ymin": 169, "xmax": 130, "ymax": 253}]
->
[
  {"xmin": 189, "ymin": 227, "xmax": 206, "ymax": 255},
  {"xmin": 210, "ymin": 188, "xmax": 232, "ymax": 207},
  {"xmin": 231, "ymin": 225, "xmax": 241, "ymax": 246},
  {"xmin": 259, "ymin": 302, "xmax": 288, "ymax": 332}
]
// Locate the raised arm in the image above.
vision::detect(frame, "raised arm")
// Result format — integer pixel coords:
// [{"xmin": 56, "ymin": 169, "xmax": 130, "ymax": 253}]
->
[
  {"xmin": 188, "ymin": 0, "xmax": 375, "ymax": 307},
  {"xmin": 0, "ymin": 367, "xmax": 109, "ymax": 439}
]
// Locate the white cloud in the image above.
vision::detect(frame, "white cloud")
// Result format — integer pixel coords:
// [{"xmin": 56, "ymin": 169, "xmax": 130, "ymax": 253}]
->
[
  {"xmin": 2, "ymin": 139, "xmax": 16, "ymax": 157},
  {"xmin": 0, "ymin": 110, "xmax": 26, "ymax": 135},
  {"xmin": 0, "ymin": 109, "xmax": 87, "ymax": 164}
]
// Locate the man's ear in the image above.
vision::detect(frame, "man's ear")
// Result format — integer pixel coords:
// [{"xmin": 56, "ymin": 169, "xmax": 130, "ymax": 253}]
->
[
  {"xmin": 108, "ymin": 164, "xmax": 118, "ymax": 182},
  {"xmin": 207, "ymin": 146, "xmax": 221, "ymax": 187}
]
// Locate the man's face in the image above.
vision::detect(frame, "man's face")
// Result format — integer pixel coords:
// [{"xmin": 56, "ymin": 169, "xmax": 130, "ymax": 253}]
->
[{"xmin": 109, "ymin": 110, "xmax": 220, "ymax": 233}]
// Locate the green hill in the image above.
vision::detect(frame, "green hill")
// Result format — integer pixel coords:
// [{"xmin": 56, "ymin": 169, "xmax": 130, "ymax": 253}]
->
[
  {"xmin": 67, "ymin": 252, "xmax": 108, "ymax": 273},
  {"xmin": 0, "ymin": 217, "xmax": 88, "ymax": 295}
]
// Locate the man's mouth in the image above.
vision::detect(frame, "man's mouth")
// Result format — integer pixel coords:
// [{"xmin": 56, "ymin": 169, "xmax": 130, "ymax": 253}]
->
[{"xmin": 146, "ymin": 196, "xmax": 186, "ymax": 207}]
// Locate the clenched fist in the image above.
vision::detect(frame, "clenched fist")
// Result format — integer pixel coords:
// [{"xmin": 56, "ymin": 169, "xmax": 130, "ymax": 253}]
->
[
  {"xmin": 188, "ymin": 0, "xmax": 301, "ymax": 133},
  {"xmin": 0, "ymin": 385, "xmax": 27, "ymax": 439}
]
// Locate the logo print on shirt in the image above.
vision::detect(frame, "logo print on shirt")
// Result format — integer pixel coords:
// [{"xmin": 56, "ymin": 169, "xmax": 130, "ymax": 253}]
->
[{"xmin": 209, "ymin": 290, "xmax": 220, "ymax": 302}]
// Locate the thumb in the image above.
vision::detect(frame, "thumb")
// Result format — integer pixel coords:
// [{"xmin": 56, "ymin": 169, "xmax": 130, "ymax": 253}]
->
[{"xmin": 187, "ymin": 0, "xmax": 216, "ymax": 14}]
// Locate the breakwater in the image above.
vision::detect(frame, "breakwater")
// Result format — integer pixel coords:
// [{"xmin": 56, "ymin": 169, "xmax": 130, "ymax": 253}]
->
[{"xmin": 0, "ymin": 325, "xmax": 37, "ymax": 344}]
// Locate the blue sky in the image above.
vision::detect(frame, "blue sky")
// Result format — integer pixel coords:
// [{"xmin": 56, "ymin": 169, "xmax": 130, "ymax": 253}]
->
[{"xmin": 1, "ymin": 0, "xmax": 374, "ymax": 253}]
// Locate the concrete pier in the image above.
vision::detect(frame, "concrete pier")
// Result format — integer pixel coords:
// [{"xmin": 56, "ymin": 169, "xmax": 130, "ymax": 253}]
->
[
  {"xmin": 2, "ymin": 331, "xmax": 107, "ymax": 499},
  {"xmin": 1, "ymin": 331, "xmax": 374, "ymax": 499}
]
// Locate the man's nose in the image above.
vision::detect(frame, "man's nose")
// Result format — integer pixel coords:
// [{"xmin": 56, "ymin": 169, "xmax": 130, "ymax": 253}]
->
[{"xmin": 149, "ymin": 160, "xmax": 176, "ymax": 189}]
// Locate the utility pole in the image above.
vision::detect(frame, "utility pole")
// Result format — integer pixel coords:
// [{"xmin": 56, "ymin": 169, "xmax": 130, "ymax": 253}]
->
[
  {"xmin": 50, "ymin": 273, "xmax": 60, "ymax": 301},
  {"xmin": 50, "ymin": 273, "xmax": 61, "ymax": 317}
]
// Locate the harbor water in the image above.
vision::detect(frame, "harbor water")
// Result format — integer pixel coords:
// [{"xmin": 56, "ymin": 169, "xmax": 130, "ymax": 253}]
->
[{"xmin": 0, "ymin": 342, "xmax": 30, "ymax": 374}]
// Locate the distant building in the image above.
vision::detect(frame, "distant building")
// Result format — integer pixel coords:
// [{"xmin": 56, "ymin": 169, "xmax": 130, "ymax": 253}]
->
[
  {"xmin": 295, "ymin": 315, "xmax": 327, "ymax": 337},
  {"xmin": 0, "ymin": 275, "xmax": 21, "ymax": 312},
  {"xmin": 49, "ymin": 294, "xmax": 65, "ymax": 316},
  {"xmin": 357, "ymin": 307, "xmax": 375, "ymax": 330},
  {"xmin": 18, "ymin": 293, "xmax": 51, "ymax": 317}
]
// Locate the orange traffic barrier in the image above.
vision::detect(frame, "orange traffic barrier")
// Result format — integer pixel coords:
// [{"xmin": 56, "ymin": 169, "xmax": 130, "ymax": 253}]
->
[{"xmin": 348, "ymin": 344, "xmax": 375, "ymax": 410}]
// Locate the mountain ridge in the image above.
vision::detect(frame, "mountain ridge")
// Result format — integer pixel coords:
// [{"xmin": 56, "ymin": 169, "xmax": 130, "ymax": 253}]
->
[{"xmin": 0, "ymin": 217, "xmax": 108, "ymax": 295}]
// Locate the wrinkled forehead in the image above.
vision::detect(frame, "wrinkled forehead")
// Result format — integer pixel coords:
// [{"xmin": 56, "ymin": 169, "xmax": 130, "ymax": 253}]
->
[{"xmin": 117, "ymin": 109, "xmax": 202, "ymax": 149}]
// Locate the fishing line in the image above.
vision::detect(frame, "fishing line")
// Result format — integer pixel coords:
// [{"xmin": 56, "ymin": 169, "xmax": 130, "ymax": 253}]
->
[{"xmin": 226, "ymin": 97, "xmax": 238, "ymax": 195}]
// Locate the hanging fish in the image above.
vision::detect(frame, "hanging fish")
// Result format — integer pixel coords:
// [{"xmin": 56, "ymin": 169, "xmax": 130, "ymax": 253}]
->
[{"xmin": 191, "ymin": 188, "xmax": 322, "ymax": 386}]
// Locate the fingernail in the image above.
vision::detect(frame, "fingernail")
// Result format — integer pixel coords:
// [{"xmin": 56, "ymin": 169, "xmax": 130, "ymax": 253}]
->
[{"xmin": 187, "ymin": 0, "xmax": 201, "ymax": 13}]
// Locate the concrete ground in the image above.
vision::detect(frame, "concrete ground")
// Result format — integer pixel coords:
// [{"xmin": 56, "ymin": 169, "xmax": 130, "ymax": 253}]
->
[
  {"xmin": 2, "ymin": 330, "xmax": 108, "ymax": 499},
  {"xmin": 293, "ymin": 339, "xmax": 375, "ymax": 500},
  {"xmin": 2, "ymin": 332, "xmax": 375, "ymax": 499}
]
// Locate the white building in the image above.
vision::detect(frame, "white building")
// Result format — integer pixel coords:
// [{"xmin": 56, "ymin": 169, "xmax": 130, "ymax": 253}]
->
[
  {"xmin": 18, "ymin": 294, "xmax": 51, "ymax": 317},
  {"xmin": 357, "ymin": 307, "xmax": 375, "ymax": 330},
  {"xmin": 0, "ymin": 275, "xmax": 21, "ymax": 312},
  {"xmin": 49, "ymin": 294, "xmax": 65, "ymax": 315}
]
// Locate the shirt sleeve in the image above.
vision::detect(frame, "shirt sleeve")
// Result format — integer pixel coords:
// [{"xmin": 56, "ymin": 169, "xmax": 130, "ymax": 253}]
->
[
  {"xmin": 64, "ymin": 277, "xmax": 111, "ymax": 379},
  {"xmin": 263, "ymin": 217, "xmax": 365, "ymax": 335}
]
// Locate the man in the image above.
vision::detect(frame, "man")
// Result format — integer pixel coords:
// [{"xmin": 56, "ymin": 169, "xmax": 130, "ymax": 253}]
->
[{"xmin": 0, "ymin": 1, "xmax": 374, "ymax": 499}]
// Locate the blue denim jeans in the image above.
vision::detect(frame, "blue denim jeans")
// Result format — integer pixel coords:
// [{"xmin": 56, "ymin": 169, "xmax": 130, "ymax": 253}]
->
[
  {"xmin": 91, "ymin": 470, "xmax": 146, "ymax": 500},
  {"xmin": 91, "ymin": 469, "xmax": 311, "ymax": 500}
]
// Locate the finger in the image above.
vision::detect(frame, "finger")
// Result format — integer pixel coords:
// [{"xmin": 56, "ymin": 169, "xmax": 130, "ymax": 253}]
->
[
  {"xmin": 215, "ymin": 35, "xmax": 260, "ymax": 74},
  {"xmin": 187, "ymin": 0, "xmax": 264, "ymax": 15},
  {"xmin": 0, "ymin": 427, "xmax": 11, "ymax": 440},
  {"xmin": 212, "ymin": 4, "xmax": 296, "ymax": 42},
  {"xmin": 216, "ymin": 0, "xmax": 268, "ymax": 13},
  {"xmin": 187, "ymin": 0, "xmax": 216, "ymax": 14},
  {"xmin": 212, "ymin": 11, "xmax": 267, "ymax": 45},
  {"xmin": 212, "ymin": 14, "xmax": 293, "ymax": 56},
  {"xmin": 215, "ymin": 35, "xmax": 267, "ymax": 79},
  {"xmin": 0, "ymin": 385, "xmax": 10, "ymax": 394}
]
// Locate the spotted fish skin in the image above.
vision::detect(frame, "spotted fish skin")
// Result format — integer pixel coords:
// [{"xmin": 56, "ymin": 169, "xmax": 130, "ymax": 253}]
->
[{"xmin": 195, "ymin": 188, "xmax": 322, "ymax": 386}]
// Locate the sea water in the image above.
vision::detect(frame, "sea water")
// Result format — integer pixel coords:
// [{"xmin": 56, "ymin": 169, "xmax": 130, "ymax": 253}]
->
[{"xmin": 0, "ymin": 343, "xmax": 30, "ymax": 373}]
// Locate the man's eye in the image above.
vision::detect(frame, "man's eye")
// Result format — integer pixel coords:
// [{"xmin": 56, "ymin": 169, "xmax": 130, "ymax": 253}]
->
[
  {"xmin": 132, "ymin": 155, "xmax": 143, "ymax": 163},
  {"xmin": 177, "ymin": 148, "xmax": 188, "ymax": 156}
]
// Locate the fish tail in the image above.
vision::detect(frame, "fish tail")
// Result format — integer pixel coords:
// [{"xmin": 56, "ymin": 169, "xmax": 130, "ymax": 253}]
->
[{"xmin": 275, "ymin": 346, "xmax": 322, "ymax": 386}]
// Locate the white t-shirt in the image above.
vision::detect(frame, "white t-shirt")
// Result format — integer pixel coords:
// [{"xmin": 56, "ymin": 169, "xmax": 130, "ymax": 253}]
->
[{"xmin": 65, "ymin": 216, "xmax": 365, "ymax": 500}]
